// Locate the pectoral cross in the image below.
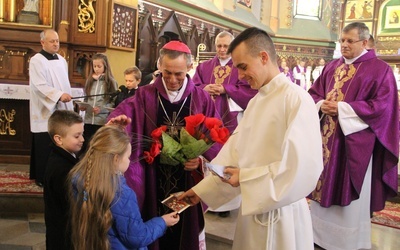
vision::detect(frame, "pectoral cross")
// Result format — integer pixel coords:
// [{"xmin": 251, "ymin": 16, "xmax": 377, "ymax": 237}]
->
[{"xmin": 164, "ymin": 111, "xmax": 184, "ymax": 137}]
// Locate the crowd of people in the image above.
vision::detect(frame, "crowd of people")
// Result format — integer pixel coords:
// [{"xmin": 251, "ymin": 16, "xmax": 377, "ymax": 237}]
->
[{"xmin": 29, "ymin": 22, "xmax": 398, "ymax": 250}]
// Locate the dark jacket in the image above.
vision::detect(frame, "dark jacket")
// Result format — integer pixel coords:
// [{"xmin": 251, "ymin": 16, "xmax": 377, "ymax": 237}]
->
[
  {"xmin": 115, "ymin": 85, "xmax": 137, "ymax": 107},
  {"xmin": 44, "ymin": 143, "xmax": 78, "ymax": 250}
]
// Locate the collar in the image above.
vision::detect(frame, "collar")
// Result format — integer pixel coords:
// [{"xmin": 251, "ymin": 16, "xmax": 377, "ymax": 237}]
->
[
  {"xmin": 161, "ymin": 76, "xmax": 188, "ymax": 103},
  {"xmin": 344, "ymin": 49, "xmax": 368, "ymax": 64},
  {"xmin": 40, "ymin": 49, "xmax": 59, "ymax": 60},
  {"xmin": 219, "ymin": 57, "xmax": 231, "ymax": 66}
]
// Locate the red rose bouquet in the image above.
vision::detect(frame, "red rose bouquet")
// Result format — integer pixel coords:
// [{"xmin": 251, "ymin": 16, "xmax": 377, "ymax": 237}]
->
[{"xmin": 143, "ymin": 114, "xmax": 230, "ymax": 166}]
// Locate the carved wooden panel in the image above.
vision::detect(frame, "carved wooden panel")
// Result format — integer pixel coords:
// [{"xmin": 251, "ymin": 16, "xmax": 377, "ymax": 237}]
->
[
  {"xmin": 137, "ymin": 12, "xmax": 158, "ymax": 76},
  {"xmin": 0, "ymin": 100, "xmax": 31, "ymax": 156},
  {"xmin": 68, "ymin": 48, "xmax": 105, "ymax": 88},
  {"xmin": 276, "ymin": 43, "xmax": 334, "ymax": 71},
  {"xmin": 137, "ymin": 1, "xmax": 234, "ymax": 76},
  {"xmin": 69, "ymin": 0, "xmax": 107, "ymax": 46}
]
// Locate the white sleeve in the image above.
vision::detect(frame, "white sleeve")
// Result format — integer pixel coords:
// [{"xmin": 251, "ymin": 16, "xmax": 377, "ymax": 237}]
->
[{"xmin": 338, "ymin": 101, "xmax": 369, "ymax": 136}]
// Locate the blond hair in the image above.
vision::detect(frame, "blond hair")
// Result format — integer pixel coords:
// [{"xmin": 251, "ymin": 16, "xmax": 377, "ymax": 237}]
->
[{"xmin": 68, "ymin": 125, "xmax": 130, "ymax": 250}]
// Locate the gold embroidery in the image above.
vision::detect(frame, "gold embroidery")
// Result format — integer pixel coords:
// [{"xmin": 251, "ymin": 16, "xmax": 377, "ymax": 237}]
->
[
  {"xmin": 213, "ymin": 65, "xmax": 231, "ymax": 85},
  {"xmin": 312, "ymin": 64, "xmax": 356, "ymax": 201}
]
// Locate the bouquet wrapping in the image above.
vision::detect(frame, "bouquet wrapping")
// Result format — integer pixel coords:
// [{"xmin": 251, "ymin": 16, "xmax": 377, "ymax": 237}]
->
[{"xmin": 143, "ymin": 114, "xmax": 229, "ymax": 166}]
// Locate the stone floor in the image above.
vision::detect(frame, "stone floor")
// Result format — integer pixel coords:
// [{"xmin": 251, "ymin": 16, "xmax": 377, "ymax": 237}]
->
[
  {"xmin": 0, "ymin": 213, "xmax": 45, "ymax": 250},
  {"xmin": 1, "ymin": 209, "xmax": 399, "ymax": 250}
]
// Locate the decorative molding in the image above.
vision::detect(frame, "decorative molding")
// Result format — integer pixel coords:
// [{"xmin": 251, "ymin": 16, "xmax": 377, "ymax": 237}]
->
[
  {"xmin": 331, "ymin": 0, "xmax": 342, "ymax": 33},
  {"xmin": 287, "ymin": 0, "xmax": 293, "ymax": 27},
  {"xmin": 77, "ymin": 0, "xmax": 96, "ymax": 33}
]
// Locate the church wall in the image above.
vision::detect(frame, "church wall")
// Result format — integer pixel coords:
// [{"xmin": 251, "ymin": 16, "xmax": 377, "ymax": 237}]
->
[{"xmin": 105, "ymin": 0, "xmax": 138, "ymax": 86}]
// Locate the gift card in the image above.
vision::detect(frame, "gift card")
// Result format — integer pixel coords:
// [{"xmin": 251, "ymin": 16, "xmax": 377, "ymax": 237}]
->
[{"xmin": 161, "ymin": 192, "xmax": 191, "ymax": 214}]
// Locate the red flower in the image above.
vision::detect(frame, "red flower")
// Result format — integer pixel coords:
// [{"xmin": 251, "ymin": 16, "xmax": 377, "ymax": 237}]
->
[
  {"xmin": 142, "ymin": 114, "xmax": 230, "ymax": 165},
  {"xmin": 143, "ymin": 151, "xmax": 154, "ymax": 164},
  {"xmin": 185, "ymin": 114, "xmax": 205, "ymax": 136},
  {"xmin": 204, "ymin": 117, "xmax": 223, "ymax": 130},
  {"xmin": 150, "ymin": 140, "xmax": 162, "ymax": 157},
  {"xmin": 151, "ymin": 125, "xmax": 167, "ymax": 139},
  {"xmin": 210, "ymin": 127, "xmax": 230, "ymax": 144}
]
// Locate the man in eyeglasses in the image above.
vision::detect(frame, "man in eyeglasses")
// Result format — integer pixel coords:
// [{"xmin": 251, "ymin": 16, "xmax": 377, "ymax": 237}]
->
[{"xmin": 308, "ymin": 22, "xmax": 399, "ymax": 250}]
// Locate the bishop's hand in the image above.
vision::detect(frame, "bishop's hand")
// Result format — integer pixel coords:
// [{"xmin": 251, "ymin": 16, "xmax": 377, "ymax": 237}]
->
[{"xmin": 106, "ymin": 115, "xmax": 132, "ymax": 128}]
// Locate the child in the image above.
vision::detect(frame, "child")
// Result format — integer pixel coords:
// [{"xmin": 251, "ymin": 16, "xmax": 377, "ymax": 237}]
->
[
  {"xmin": 80, "ymin": 53, "xmax": 118, "ymax": 152},
  {"xmin": 68, "ymin": 126, "xmax": 179, "ymax": 249},
  {"xmin": 43, "ymin": 110, "xmax": 84, "ymax": 250},
  {"xmin": 114, "ymin": 66, "xmax": 142, "ymax": 107}
]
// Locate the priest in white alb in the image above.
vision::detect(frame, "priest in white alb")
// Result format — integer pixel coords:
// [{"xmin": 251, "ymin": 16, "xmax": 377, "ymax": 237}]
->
[{"xmin": 180, "ymin": 27, "xmax": 323, "ymax": 250}]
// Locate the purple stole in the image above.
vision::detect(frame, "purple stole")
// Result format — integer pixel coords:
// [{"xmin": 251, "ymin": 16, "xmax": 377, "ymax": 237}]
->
[
  {"xmin": 308, "ymin": 50, "xmax": 399, "ymax": 212},
  {"xmin": 294, "ymin": 65, "xmax": 306, "ymax": 86}
]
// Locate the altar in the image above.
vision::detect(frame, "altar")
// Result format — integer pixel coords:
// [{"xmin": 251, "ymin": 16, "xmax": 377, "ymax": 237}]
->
[{"xmin": 0, "ymin": 83, "xmax": 83, "ymax": 164}]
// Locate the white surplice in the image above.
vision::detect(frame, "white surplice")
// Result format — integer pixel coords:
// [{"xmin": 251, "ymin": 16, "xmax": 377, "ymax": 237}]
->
[
  {"xmin": 193, "ymin": 74, "xmax": 323, "ymax": 250},
  {"xmin": 310, "ymin": 101, "xmax": 372, "ymax": 250},
  {"xmin": 293, "ymin": 65, "xmax": 306, "ymax": 89},
  {"xmin": 29, "ymin": 53, "xmax": 73, "ymax": 132}
]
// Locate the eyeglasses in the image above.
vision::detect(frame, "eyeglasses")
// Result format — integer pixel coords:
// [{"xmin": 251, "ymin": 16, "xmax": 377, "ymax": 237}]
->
[{"xmin": 338, "ymin": 39, "xmax": 364, "ymax": 45}]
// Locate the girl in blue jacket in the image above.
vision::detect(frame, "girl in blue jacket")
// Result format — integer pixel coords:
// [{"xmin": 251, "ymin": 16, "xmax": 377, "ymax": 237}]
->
[{"xmin": 69, "ymin": 125, "xmax": 179, "ymax": 249}]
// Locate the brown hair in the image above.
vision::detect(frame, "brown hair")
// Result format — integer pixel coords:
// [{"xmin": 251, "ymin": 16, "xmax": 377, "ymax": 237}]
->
[
  {"xmin": 84, "ymin": 53, "xmax": 117, "ymax": 102},
  {"xmin": 48, "ymin": 110, "xmax": 83, "ymax": 143},
  {"xmin": 68, "ymin": 125, "xmax": 130, "ymax": 250},
  {"xmin": 124, "ymin": 66, "xmax": 142, "ymax": 80}
]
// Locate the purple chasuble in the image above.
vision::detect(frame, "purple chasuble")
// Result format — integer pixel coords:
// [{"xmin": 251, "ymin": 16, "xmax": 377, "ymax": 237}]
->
[
  {"xmin": 192, "ymin": 56, "xmax": 257, "ymax": 133},
  {"xmin": 294, "ymin": 65, "xmax": 306, "ymax": 86},
  {"xmin": 279, "ymin": 66, "xmax": 295, "ymax": 82},
  {"xmin": 108, "ymin": 75, "xmax": 221, "ymax": 250},
  {"xmin": 308, "ymin": 49, "xmax": 399, "ymax": 212}
]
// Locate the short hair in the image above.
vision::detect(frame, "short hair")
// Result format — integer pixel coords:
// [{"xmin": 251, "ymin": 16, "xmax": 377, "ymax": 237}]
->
[
  {"xmin": 342, "ymin": 22, "xmax": 370, "ymax": 41},
  {"xmin": 40, "ymin": 29, "xmax": 57, "ymax": 41},
  {"xmin": 48, "ymin": 110, "xmax": 83, "ymax": 140},
  {"xmin": 124, "ymin": 66, "xmax": 142, "ymax": 80},
  {"xmin": 367, "ymin": 35, "xmax": 376, "ymax": 49},
  {"xmin": 215, "ymin": 31, "xmax": 234, "ymax": 44},
  {"xmin": 228, "ymin": 27, "xmax": 277, "ymax": 65},
  {"xmin": 159, "ymin": 47, "xmax": 192, "ymax": 67}
]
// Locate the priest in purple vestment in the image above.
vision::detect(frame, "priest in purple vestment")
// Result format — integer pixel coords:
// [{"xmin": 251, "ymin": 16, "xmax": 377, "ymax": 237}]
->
[
  {"xmin": 279, "ymin": 59, "xmax": 294, "ymax": 82},
  {"xmin": 308, "ymin": 22, "xmax": 399, "ymax": 250},
  {"xmin": 192, "ymin": 31, "xmax": 257, "ymax": 134},
  {"xmin": 108, "ymin": 41, "xmax": 221, "ymax": 250},
  {"xmin": 293, "ymin": 58, "xmax": 307, "ymax": 88}
]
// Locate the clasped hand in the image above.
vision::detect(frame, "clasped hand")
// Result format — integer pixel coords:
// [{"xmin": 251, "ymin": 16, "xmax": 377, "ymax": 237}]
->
[
  {"xmin": 203, "ymin": 84, "xmax": 226, "ymax": 96},
  {"xmin": 183, "ymin": 158, "xmax": 200, "ymax": 171},
  {"xmin": 321, "ymin": 99, "xmax": 338, "ymax": 116}
]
